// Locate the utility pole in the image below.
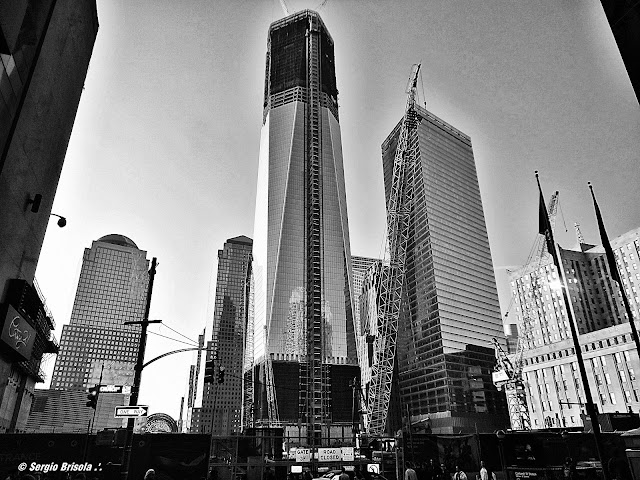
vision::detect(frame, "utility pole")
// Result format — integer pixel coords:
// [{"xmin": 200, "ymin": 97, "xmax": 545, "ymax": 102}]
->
[{"xmin": 121, "ymin": 257, "xmax": 160, "ymax": 480}]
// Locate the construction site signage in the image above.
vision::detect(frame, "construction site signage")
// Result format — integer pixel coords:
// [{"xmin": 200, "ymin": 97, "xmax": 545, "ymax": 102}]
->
[
  {"xmin": 341, "ymin": 447, "xmax": 354, "ymax": 461},
  {"xmin": 295, "ymin": 448, "xmax": 311, "ymax": 463},
  {"xmin": 318, "ymin": 448, "xmax": 342, "ymax": 462}
]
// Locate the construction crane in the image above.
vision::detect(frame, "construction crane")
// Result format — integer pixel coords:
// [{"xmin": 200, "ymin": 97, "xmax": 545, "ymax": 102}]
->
[
  {"xmin": 366, "ymin": 64, "xmax": 422, "ymax": 437},
  {"xmin": 277, "ymin": 0, "xmax": 329, "ymax": 16},
  {"xmin": 493, "ymin": 192, "xmax": 559, "ymax": 430}
]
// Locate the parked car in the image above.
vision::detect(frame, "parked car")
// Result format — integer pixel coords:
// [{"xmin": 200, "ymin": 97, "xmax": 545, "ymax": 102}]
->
[{"xmin": 312, "ymin": 470, "xmax": 344, "ymax": 480}]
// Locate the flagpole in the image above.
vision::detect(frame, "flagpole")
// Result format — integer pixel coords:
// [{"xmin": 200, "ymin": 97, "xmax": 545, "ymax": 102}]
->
[
  {"xmin": 589, "ymin": 182, "xmax": 640, "ymax": 361},
  {"xmin": 535, "ymin": 172, "xmax": 608, "ymax": 480}
]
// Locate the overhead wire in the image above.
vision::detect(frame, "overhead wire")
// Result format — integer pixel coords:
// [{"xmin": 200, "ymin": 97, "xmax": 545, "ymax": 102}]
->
[
  {"xmin": 161, "ymin": 322, "xmax": 198, "ymax": 344},
  {"xmin": 147, "ymin": 330, "xmax": 199, "ymax": 348}
]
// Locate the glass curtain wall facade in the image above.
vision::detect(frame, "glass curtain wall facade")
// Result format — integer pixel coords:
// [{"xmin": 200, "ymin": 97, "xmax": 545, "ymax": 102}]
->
[
  {"xmin": 51, "ymin": 234, "xmax": 148, "ymax": 392},
  {"xmin": 250, "ymin": 10, "xmax": 358, "ymax": 436},
  {"xmin": 194, "ymin": 236, "xmax": 252, "ymax": 436},
  {"xmin": 46, "ymin": 234, "xmax": 148, "ymax": 432},
  {"xmin": 380, "ymin": 106, "xmax": 507, "ymax": 433}
]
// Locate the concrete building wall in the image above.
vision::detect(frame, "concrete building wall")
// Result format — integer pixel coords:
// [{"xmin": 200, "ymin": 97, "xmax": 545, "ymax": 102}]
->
[{"xmin": 0, "ymin": 0, "xmax": 98, "ymax": 432}]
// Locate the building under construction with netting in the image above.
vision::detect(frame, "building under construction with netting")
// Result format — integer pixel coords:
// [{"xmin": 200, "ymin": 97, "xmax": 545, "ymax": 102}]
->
[{"xmin": 245, "ymin": 10, "xmax": 359, "ymax": 444}]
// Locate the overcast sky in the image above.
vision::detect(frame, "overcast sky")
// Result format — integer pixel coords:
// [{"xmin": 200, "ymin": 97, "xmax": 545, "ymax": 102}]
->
[{"xmin": 35, "ymin": 0, "xmax": 640, "ymax": 421}]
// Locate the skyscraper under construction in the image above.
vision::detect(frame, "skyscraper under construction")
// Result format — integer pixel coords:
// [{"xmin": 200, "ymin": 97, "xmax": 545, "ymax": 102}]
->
[{"xmin": 247, "ymin": 10, "xmax": 358, "ymax": 443}]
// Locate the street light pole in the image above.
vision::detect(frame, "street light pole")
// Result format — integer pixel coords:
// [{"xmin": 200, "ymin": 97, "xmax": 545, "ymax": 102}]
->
[
  {"xmin": 121, "ymin": 257, "xmax": 160, "ymax": 480},
  {"xmin": 496, "ymin": 430, "xmax": 506, "ymax": 479}
]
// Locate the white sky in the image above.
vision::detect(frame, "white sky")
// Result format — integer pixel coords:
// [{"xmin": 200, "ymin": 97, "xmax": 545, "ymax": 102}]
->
[{"xmin": 34, "ymin": 0, "xmax": 640, "ymax": 421}]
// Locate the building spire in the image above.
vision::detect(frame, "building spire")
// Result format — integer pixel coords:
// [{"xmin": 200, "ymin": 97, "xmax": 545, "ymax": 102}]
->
[{"xmin": 574, "ymin": 222, "xmax": 585, "ymax": 245}]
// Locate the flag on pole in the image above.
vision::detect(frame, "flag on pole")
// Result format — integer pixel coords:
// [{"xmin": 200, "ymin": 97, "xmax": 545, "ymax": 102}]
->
[
  {"xmin": 589, "ymin": 183, "xmax": 621, "ymax": 284},
  {"xmin": 536, "ymin": 172, "xmax": 561, "ymax": 271}
]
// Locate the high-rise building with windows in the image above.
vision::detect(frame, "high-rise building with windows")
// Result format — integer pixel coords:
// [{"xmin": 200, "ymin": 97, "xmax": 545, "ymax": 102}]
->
[
  {"xmin": 34, "ymin": 234, "xmax": 149, "ymax": 432},
  {"xmin": 191, "ymin": 236, "xmax": 252, "ymax": 436},
  {"xmin": 374, "ymin": 105, "xmax": 508, "ymax": 433},
  {"xmin": 512, "ymin": 227, "xmax": 640, "ymax": 429},
  {"xmin": 247, "ymin": 10, "xmax": 358, "ymax": 440}
]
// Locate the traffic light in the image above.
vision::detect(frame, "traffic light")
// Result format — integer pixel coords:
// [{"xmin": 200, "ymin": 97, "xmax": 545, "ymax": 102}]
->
[
  {"xmin": 217, "ymin": 366, "xmax": 225, "ymax": 384},
  {"xmin": 86, "ymin": 385, "xmax": 99, "ymax": 409},
  {"xmin": 204, "ymin": 360, "xmax": 215, "ymax": 384}
]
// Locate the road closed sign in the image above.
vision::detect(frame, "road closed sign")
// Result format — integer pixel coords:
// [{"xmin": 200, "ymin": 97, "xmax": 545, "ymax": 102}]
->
[{"xmin": 318, "ymin": 447, "xmax": 342, "ymax": 462}]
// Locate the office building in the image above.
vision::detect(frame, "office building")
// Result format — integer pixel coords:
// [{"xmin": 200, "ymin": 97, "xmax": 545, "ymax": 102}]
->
[
  {"xmin": 374, "ymin": 105, "xmax": 508, "ymax": 433},
  {"xmin": 248, "ymin": 10, "xmax": 359, "ymax": 440},
  {"xmin": 38, "ymin": 234, "xmax": 149, "ymax": 432},
  {"xmin": 598, "ymin": 0, "xmax": 640, "ymax": 103},
  {"xmin": 192, "ymin": 236, "xmax": 252, "ymax": 435},
  {"xmin": 0, "ymin": 0, "xmax": 97, "ymax": 432},
  {"xmin": 25, "ymin": 388, "xmax": 127, "ymax": 433},
  {"xmin": 512, "ymin": 227, "xmax": 640, "ymax": 428},
  {"xmin": 184, "ymin": 330, "xmax": 204, "ymax": 432}
]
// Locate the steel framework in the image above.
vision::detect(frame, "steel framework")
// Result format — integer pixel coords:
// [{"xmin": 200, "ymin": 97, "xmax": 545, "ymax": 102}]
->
[
  {"xmin": 493, "ymin": 192, "xmax": 559, "ymax": 430},
  {"xmin": 366, "ymin": 65, "xmax": 422, "ymax": 437}
]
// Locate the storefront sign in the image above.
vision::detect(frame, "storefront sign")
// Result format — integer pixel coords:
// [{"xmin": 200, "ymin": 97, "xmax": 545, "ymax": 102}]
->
[{"xmin": 1, "ymin": 305, "xmax": 35, "ymax": 361}]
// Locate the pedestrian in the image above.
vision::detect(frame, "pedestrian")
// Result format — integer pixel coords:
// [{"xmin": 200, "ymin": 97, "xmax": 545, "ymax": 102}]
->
[
  {"xmin": 453, "ymin": 466, "xmax": 467, "ymax": 480},
  {"xmin": 479, "ymin": 462, "xmax": 488, "ymax": 480},
  {"xmin": 441, "ymin": 464, "xmax": 449, "ymax": 480},
  {"xmin": 405, "ymin": 468, "xmax": 418, "ymax": 480},
  {"xmin": 264, "ymin": 467, "xmax": 275, "ymax": 480},
  {"xmin": 340, "ymin": 468, "xmax": 350, "ymax": 480},
  {"xmin": 563, "ymin": 457, "xmax": 575, "ymax": 480},
  {"xmin": 430, "ymin": 460, "xmax": 442, "ymax": 480},
  {"xmin": 479, "ymin": 462, "xmax": 495, "ymax": 480}
]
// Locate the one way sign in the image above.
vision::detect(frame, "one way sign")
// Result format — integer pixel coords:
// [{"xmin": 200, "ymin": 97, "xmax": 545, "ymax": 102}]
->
[{"xmin": 114, "ymin": 405, "xmax": 149, "ymax": 418}]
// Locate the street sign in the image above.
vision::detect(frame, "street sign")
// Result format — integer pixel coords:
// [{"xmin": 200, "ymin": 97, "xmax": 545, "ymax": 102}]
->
[
  {"xmin": 114, "ymin": 405, "xmax": 149, "ymax": 418},
  {"xmin": 295, "ymin": 448, "xmax": 311, "ymax": 463},
  {"xmin": 99, "ymin": 385, "xmax": 132, "ymax": 394},
  {"xmin": 100, "ymin": 385, "xmax": 123, "ymax": 393},
  {"xmin": 367, "ymin": 464, "xmax": 380, "ymax": 474},
  {"xmin": 318, "ymin": 447, "xmax": 341, "ymax": 462}
]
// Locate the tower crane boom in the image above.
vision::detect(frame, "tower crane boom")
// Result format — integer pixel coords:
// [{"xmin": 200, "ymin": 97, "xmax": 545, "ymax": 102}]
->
[
  {"xmin": 366, "ymin": 65, "xmax": 421, "ymax": 437},
  {"xmin": 493, "ymin": 191, "xmax": 559, "ymax": 431}
]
